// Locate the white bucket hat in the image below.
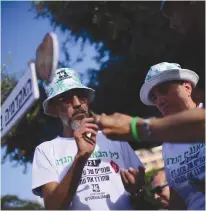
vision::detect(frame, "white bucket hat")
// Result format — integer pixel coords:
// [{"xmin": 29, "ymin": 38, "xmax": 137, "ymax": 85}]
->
[
  {"xmin": 43, "ymin": 68, "xmax": 95, "ymax": 116},
  {"xmin": 140, "ymin": 62, "xmax": 199, "ymax": 106}
]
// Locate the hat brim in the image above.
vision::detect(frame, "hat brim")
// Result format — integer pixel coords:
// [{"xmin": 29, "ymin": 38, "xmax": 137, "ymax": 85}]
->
[
  {"xmin": 140, "ymin": 69, "xmax": 199, "ymax": 106},
  {"xmin": 43, "ymin": 87, "xmax": 95, "ymax": 117}
]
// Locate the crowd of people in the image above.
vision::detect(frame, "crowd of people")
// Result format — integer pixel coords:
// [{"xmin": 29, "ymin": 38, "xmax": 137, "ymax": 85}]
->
[{"xmin": 31, "ymin": 1, "xmax": 205, "ymax": 210}]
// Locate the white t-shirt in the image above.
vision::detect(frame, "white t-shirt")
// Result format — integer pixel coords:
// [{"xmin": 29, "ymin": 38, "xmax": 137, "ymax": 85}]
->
[
  {"xmin": 162, "ymin": 142, "xmax": 205, "ymax": 210},
  {"xmin": 32, "ymin": 131, "xmax": 144, "ymax": 210}
]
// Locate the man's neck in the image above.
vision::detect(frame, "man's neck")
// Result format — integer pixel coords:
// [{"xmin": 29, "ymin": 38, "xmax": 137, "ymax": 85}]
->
[
  {"xmin": 185, "ymin": 99, "xmax": 197, "ymax": 110},
  {"xmin": 62, "ymin": 124, "xmax": 74, "ymax": 138}
]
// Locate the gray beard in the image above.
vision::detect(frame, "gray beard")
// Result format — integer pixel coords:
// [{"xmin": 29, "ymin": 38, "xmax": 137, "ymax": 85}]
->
[
  {"xmin": 70, "ymin": 109, "xmax": 90, "ymax": 131},
  {"xmin": 70, "ymin": 119, "xmax": 81, "ymax": 131}
]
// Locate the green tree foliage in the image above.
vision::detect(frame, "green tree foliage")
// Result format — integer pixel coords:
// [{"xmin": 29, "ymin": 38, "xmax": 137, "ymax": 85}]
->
[
  {"xmin": 1, "ymin": 195, "xmax": 43, "ymax": 210},
  {"xmin": 1, "ymin": 69, "xmax": 17, "ymax": 105},
  {"xmin": 33, "ymin": 1, "xmax": 204, "ymax": 95}
]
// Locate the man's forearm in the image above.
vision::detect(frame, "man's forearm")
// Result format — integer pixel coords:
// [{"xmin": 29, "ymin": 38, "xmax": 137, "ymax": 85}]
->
[
  {"xmin": 137, "ymin": 108, "xmax": 205, "ymax": 144},
  {"xmin": 149, "ymin": 108, "xmax": 205, "ymax": 143},
  {"xmin": 45, "ymin": 154, "xmax": 87, "ymax": 209}
]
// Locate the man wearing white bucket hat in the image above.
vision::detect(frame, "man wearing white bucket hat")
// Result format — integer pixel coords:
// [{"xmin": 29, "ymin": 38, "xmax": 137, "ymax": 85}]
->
[
  {"xmin": 139, "ymin": 62, "xmax": 205, "ymax": 210},
  {"xmin": 98, "ymin": 62, "xmax": 205, "ymax": 209},
  {"xmin": 98, "ymin": 63, "xmax": 205, "ymax": 143},
  {"xmin": 32, "ymin": 67, "xmax": 145, "ymax": 210}
]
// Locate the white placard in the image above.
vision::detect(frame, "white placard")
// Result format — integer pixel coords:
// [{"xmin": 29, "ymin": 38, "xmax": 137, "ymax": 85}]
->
[{"xmin": 1, "ymin": 63, "xmax": 40, "ymax": 138}]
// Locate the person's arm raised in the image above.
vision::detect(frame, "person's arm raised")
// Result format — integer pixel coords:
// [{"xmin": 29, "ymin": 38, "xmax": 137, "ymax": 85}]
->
[
  {"xmin": 43, "ymin": 117, "xmax": 98, "ymax": 210},
  {"xmin": 145, "ymin": 108, "xmax": 205, "ymax": 143},
  {"xmin": 99, "ymin": 108, "xmax": 205, "ymax": 143}
]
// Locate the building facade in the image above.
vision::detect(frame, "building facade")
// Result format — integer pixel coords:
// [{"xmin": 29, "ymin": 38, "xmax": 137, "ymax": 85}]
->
[{"xmin": 135, "ymin": 145, "xmax": 164, "ymax": 172}]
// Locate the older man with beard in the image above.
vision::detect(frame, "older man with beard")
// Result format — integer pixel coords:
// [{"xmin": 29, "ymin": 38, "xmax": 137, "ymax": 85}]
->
[{"xmin": 32, "ymin": 67, "xmax": 145, "ymax": 210}]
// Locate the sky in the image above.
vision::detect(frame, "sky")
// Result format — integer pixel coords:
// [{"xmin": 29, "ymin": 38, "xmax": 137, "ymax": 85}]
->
[{"xmin": 1, "ymin": 1, "xmax": 108, "ymax": 202}]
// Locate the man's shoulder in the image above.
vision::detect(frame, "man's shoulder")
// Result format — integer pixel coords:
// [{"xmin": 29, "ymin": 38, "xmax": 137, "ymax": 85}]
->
[
  {"xmin": 36, "ymin": 136, "xmax": 77, "ymax": 151},
  {"xmin": 36, "ymin": 136, "xmax": 61, "ymax": 151}
]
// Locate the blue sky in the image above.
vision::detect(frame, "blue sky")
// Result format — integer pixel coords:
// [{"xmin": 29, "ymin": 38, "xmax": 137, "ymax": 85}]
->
[{"xmin": 1, "ymin": 1, "xmax": 108, "ymax": 202}]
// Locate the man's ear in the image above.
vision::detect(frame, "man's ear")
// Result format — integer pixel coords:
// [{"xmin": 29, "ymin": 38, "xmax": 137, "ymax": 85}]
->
[
  {"xmin": 47, "ymin": 102, "xmax": 59, "ymax": 118},
  {"xmin": 183, "ymin": 82, "xmax": 193, "ymax": 95}
]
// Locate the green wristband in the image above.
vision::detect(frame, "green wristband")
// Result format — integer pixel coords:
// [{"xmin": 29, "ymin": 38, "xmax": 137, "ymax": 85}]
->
[{"xmin": 130, "ymin": 117, "xmax": 140, "ymax": 143}]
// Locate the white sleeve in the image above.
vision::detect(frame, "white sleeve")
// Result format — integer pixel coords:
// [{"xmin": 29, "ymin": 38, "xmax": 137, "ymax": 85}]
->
[
  {"xmin": 120, "ymin": 141, "xmax": 145, "ymax": 170},
  {"xmin": 32, "ymin": 146, "xmax": 58, "ymax": 197}
]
